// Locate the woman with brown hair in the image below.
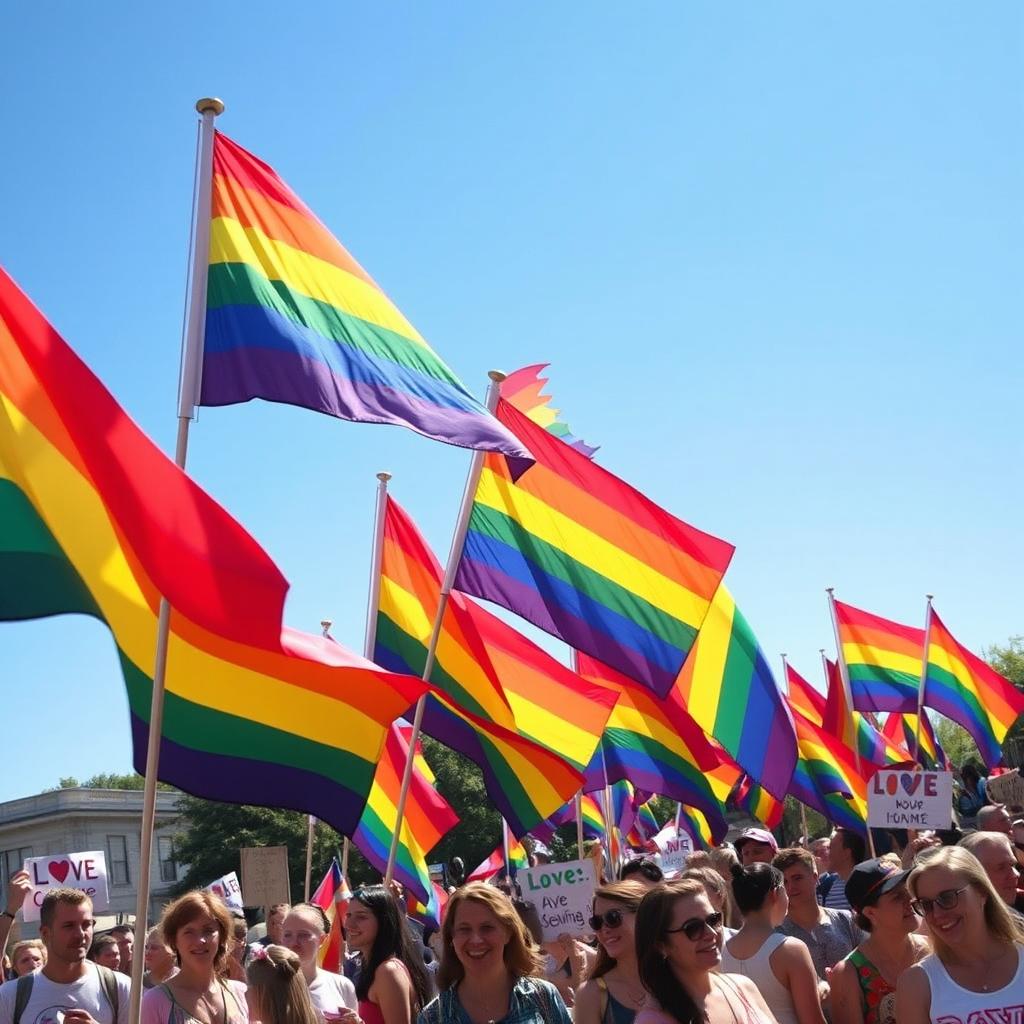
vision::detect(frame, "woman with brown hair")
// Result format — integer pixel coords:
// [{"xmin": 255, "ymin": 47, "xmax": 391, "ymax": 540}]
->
[
  {"xmin": 245, "ymin": 944, "xmax": 320, "ymax": 1024},
  {"xmin": 633, "ymin": 880, "xmax": 777, "ymax": 1024},
  {"xmin": 895, "ymin": 846, "xmax": 1024, "ymax": 1023},
  {"xmin": 141, "ymin": 890, "xmax": 248, "ymax": 1024},
  {"xmin": 417, "ymin": 882, "xmax": 570, "ymax": 1024},
  {"xmin": 575, "ymin": 881, "xmax": 648, "ymax": 1024}
]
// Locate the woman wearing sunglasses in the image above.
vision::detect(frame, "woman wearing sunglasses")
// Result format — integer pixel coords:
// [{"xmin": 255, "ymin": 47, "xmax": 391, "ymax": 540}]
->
[
  {"xmin": 575, "ymin": 882, "xmax": 648, "ymax": 1024},
  {"xmin": 719, "ymin": 864, "xmax": 825, "ymax": 1024},
  {"xmin": 895, "ymin": 846, "xmax": 1024, "ymax": 1023},
  {"xmin": 634, "ymin": 880, "xmax": 778, "ymax": 1024}
]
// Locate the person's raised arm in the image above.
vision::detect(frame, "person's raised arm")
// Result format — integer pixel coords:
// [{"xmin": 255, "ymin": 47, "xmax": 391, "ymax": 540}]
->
[{"xmin": 0, "ymin": 871, "xmax": 30, "ymax": 958}]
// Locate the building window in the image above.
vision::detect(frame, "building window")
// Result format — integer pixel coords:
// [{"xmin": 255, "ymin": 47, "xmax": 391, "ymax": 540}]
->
[
  {"xmin": 157, "ymin": 836, "xmax": 177, "ymax": 884},
  {"xmin": 107, "ymin": 836, "xmax": 129, "ymax": 886},
  {"xmin": 0, "ymin": 848, "xmax": 32, "ymax": 890}
]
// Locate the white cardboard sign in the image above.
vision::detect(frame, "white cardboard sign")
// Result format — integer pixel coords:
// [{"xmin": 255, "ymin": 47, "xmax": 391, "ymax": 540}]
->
[
  {"xmin": 868, "ymin": 770, "xmax": 954, "ymax": 829},
  {"xmin": 206, "ymin": 870, "xmax": 244, "ymax": 911},
  {"xmin": 22, "ymin": 851, "xmax": 109, "ymax": 922},
  {"xmin": 518, "ymin": 858, "xmax": 596, "ymax": 939},
  {"xmin": 653, "ymin": 823, "xmax": 692, "ymax": 877}
]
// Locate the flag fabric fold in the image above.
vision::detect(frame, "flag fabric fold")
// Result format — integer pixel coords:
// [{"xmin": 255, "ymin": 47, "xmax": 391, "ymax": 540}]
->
[{"xmin": 201, "ymin": 133, "xmax": 530, "ymax": 459}]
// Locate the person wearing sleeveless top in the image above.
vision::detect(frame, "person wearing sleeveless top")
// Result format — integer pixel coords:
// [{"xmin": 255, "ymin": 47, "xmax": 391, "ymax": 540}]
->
[
  {"xmin": 576, "ymin": 882, "xmax": 648, "ymax": 1024},
  {"xmin": 416, "ymin": 883, "xmax": 570, "ymax": 1024},
  {"xmin": 633, "ymin": 879, "xmax": 779, "ymax": 1024},
  {"xmin": 719, "ymin": 864, "xmax": 825, "ymax": 1024},
  {"xmin": 896, "ymin": 846, "xmax": 1024, "ymax": 1024},
  {"xmin": 281, "ymin": 904, "xmax": 357, "ymax": 1021},
  {"xmin": 345, "ymin": 887, "xmax": 433, "ymax": 1024},
  {"xmin": 829, "ymin": 858, "xmax": 929, "ymax": 1024},
  {"xmin": 245, "ymin": 945, "xmax": 320, "ymax": 1024},
  {"xmin": 141, "ymin": 891, "xmax": 248, "ymax": 1024}
]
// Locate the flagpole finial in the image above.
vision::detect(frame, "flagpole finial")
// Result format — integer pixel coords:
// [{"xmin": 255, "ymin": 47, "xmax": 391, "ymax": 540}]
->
[
  {"xmin": 826, "ymin": 586, "xmax": 835, "ymax": 595},
  {"xmin": 320, "ymin": 619, "xmax": 332, "ymax": 635},
  {"xmin": 376, "ymin": 471, "xmax": 392, "ymax": 482},
  {"xmin": 488, "ymin": 370, "xmax": 507, "ymax": 383},
  {"xmin": 926, "ymin": 593, "xmax": 934, "ymax": 601},
  {"xmin": 196, "ymin": 97, "xmax": 225, "ymax": 116}
]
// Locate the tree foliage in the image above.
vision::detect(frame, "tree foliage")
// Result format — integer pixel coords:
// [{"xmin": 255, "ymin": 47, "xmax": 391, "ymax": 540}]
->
[{"xmin": 46, "ymin": 772, "xmax": 173, "ymax": 792}]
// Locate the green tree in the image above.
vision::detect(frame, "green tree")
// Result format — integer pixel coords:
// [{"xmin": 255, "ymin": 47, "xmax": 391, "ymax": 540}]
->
[
  {"xmin": 46, "ymin": 772, "xmax": 174, "ymax": 792},
  {"xmin": 935, "ymin": 717, "xmax": 980, "ymax": 769}
]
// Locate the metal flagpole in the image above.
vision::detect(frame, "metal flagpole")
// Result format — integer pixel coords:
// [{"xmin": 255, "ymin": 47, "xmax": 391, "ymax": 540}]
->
[
  {"xmin": 569, "ymin": 651, "xmax": 586, "ymax": 859},
  {"xmin": 385, "ymin": 372, "xmax": 506, "ymax": 883},
  {"xmin": 914, "ymin": 596, "xmax": 935, "ymax": 765},
  {"xmin": 826, "ymin": 589, "xmax": 875, "ymax": 858},
  {"xmin": 128, "ymin": 96, "xmax": 224, "ymax": 1024},
  {"xmin": 304, "ymin": 816, "xmax": 316, "ymax": 901},
  {"xmin": 781, "ymin": 653, "xmax": 811, "ymax": 844}
]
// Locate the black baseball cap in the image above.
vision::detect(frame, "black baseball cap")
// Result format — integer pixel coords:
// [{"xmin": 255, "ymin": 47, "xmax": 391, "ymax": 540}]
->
[{"xmin": 844, "ymin": 858, "xmax": 911, "ymax": 912}]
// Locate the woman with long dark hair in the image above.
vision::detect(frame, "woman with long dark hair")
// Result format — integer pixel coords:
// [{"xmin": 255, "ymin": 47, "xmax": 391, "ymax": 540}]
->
[
  {"xmin": 575, "ymin": 881, "xmax": 648, "ymax": 1024},
  {"xmin": 344, "ymin": 886, "xmax": 432, "ymax": 1024},
  {"xmin": 634, "ymin": 880, "xmax": 777, "ymax": 1024}
]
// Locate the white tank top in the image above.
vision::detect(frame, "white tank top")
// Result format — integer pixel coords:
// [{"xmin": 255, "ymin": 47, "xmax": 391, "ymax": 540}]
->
[
  {"xmin": 720, "ymin": 932, "xmax": 797, "ymax": 1024},
  {"xmin": 920, "ymin": 943, "xmax": 1024, "ymax": 1023}
]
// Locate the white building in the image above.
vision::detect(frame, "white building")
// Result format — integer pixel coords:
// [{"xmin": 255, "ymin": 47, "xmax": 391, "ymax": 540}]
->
[{"xmin": 0, "ymin": 787, "xmax": 183, "ymax": 938}]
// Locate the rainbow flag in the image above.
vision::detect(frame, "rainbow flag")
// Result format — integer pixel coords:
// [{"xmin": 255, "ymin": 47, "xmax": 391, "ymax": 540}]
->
[
  {"xmin": 629, "ymin": 800, "xmax": 661, "ymax": 845},
  {"xmin": 201, "ymin": 132, "xmax": 528, "ymax": 459},
  {"xmin": 499, "ymin": 364, "xmax": 597, "ymax": 457},
  {"xmin": 835, "ymin": 599, "xmax": 923, "ymax": 713},
  {"xmin": 540, "ymin": 792, "xmax": 606, "ymax": 840},
  {"xmin": 0, "ymin": 268, "xmax": 426, "ymax": 836},
  {"xmin": 923, "ymin": 607, "xmax": 1024, "ymax": 767},
  {"xmin": 673, "ymin": 585, "xmax": 797, "ymax": 800},
  {"xmin": 881, "ymin": 712, "xmax": 947, "ymax": 770},
  {"xmin": 822, "ymin": 657, "xmax": 910, "ymax": 768},
  {"xmin": 352, "ymin": 723, "xmax": 458, "ymax": 926},
  {"xmin": 676, "ymin": 807, "xmax": 715, "ymax": 851},
  {"xmin": 786, "ymin": 662, "xmax": 826, "ymax": 727},
  {"xmin": 311, "ymin": 859, "xmax": 350, "ymax": 971},
  {"xmin": 377, "ymin": 496, "xmax": 617, "ymax": 771},
  {"xmin": 407, "ymin": 882, "xmax": 448, "ymax": 930},
  {"xmin": 454, "ymin": 397, "xmax": 735, "ymax": 697},
  {"xmin": 576, "ymin": 654, "xmax": 730, "ymax": 841},
  {"xmin": 467, "ymin": 837, "xmax": 529, "ymax": 882},
  {"xmin": 734, "ymin": 774, "xmax": 784, "ymax": 830}
]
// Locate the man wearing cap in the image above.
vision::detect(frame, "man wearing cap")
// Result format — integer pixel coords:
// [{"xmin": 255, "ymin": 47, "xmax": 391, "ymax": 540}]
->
[
  {"xmin": 734, "ymin": 827, "xmax": 778, "ymax": 865},
  {"xmin": 829, "ymin": 858, "xmax": 929, "ymax": 1024},
  {"xmin": 773, "ymin": 848, "xmax": 861, "ymax": 982}
]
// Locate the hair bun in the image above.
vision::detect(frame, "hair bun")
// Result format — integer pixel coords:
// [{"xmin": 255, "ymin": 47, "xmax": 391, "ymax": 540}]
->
[{"xmin": 729, "ymin": 863, "xmax": 745, "ymax": 882}]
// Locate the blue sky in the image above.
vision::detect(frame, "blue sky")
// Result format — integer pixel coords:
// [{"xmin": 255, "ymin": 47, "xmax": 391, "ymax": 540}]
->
[{"xmin": 1, "ymin": 3, "xmax": 1020, "ymax": 802}]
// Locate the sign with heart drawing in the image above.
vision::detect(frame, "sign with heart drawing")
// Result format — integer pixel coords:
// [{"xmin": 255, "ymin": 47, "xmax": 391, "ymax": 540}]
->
[
  {"xmin": 21, "ymin": 851, "xmax": 109, "ymax": 922},
  {"xmin": 868, "ymin": 770, "xmax": 954, "ymax": 830}
]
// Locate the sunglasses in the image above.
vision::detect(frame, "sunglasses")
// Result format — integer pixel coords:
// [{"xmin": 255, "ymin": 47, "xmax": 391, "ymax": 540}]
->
[
  {"xmin": 910, "ymin": 885, "xmax": 970, "ymax": 917},
  {"xmin": 589, "ymin": 908, "xmax": 632, "ymax": 931},
  {"xmin": 664, "ymin": 911, "xmax": 723, "ymax": 941}
]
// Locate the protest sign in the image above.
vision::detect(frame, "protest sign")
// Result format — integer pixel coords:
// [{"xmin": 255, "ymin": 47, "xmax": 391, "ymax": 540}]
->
[
  {"xmin": 986, "ymin": 769, "xmax": 1024, "ymax": 810},
  {"xmin": 518, "ymin": 858, "xmax": 596, "ymax": 940},
  {"xmin": 652, "ymin": 823, "xmax": 692, "ymax": 877},
  {"xmin": 240, "ymin": 846, "xmax": 291, "ymax": 907},
  {"xmin": 206, "ymin": 870, "xmax": 244, "ymax": 911},
  {"xmin": 22, "ymin": 851, "xmax": 109, "ymax": 922},
  {"xmin": 868, "ymin": 770, "xmax": 954, "ymax": 829}
]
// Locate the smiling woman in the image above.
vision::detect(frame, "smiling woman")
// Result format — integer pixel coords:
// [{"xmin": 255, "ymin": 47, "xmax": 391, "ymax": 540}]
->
[{"xmin": 418, "ymin": 883, "xmax": 569, "ymax": 1024}]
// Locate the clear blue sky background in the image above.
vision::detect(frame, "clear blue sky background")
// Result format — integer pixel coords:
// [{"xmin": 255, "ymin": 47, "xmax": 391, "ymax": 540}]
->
[{"xmin": 1, "ymin": 4, "xmax": 1020, "ymax": 802}]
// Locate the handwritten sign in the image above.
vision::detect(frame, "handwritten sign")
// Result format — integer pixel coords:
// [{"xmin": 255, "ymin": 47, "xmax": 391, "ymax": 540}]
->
[
  {"xmin": 652, "ymin": 823, "xmax": 692, "ymax": 877},
  {"xmin": 868, "ymin": 770, "xmax": 954, "ymax": 829},
  {"xmin": 240, "ymin": 846, "xmax": 291, "ymax": 908},
  {"xmin": 206, "ymin": 870, "xmax": 244, "ymax": 911},
  {"xmin": 22, "ymin": 851, "xmax": 109, "ymax": 922},
  {"xmin": 986, "ymin": 769, "xmax": 1024, "ymax": 811},
  {"xmin": 518, "ymin": 858, "xmax": 596, "ymax": 940}
]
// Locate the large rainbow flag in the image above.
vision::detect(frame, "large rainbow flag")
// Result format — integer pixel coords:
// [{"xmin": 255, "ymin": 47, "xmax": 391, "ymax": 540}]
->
[
  {"xmin": 352, "ymin": 723, "xmax": 458, "ymax": 926},
  {"xmin": 673, "ymin": 585, "xmax": 797, "ymax": 800},
  {"xmin": 0, "ymin": 268, "xmax": 426, "ymax": 836},
  {"xmin": 835, "ymin": 599, "xmax": 923, "ymax": 713},
  {"xmin": 201, "ymin": 132, "xmax": 528, "ymax": 459},
  {"xmin": 454, "ymin": 397, "xmax": 735, "ymax": 697},
  {"xmin": 923, "ymin": 607, "xmax": 1024, "ymax": 768}
]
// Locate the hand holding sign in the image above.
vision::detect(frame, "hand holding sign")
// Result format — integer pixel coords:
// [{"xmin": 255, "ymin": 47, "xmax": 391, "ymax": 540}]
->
[{"xmin": 6, "ymin": 870, "xmax": 31, "ymax": 917}]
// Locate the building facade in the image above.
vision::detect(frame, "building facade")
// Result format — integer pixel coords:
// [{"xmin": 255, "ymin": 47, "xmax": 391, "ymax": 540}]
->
[{"xmin": 0, "ymin": 787, "xmax": 183, "ymax": 938}]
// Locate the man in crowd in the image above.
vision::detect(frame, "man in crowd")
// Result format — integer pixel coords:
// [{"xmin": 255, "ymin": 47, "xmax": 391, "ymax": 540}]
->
[
  {"xmin": 734, "ymin": 827, "xmax": 778, "ymax": 865},
  {"xmin": 107, "ymin": 925, "xmax": 132, "ymax": 977},
  {"xmin": 978, "ymin": 802, "xmax": 1014, "ymax": 836},
  {"xmin": 960, "ymin": 830, "xmax": 1024, "ymax": 917},
  {"xmin": 809, "ymin": 837, "xmax": 831, "ymax": 876},
  {"xmin": 820, "ymin": 827, "xmax": 866, "ymax": 911},
  {"xmin": 773, "ymin": 847, "xmax": 861, "ymax": 980},
  {"xmin": 0, "ymin": 889, "xmax": 131, "ymax": 1024},
  {"xmin": 255, "ymin": 902, "xmax": 290, "ymax": 947}
]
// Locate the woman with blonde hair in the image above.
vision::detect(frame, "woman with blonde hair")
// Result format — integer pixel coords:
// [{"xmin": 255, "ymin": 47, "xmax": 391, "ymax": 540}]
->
[
  {"xmin": 418, "ymin": 882, "xmax": 570, "ymax": 1024},
  {"xmin": 575, "ymin": 881, "xmax": 648, "ymax": 1024},
  {"xmin": 9, "ymin": 939, "xmax": 45, "ymax": 977},
  {"xmin": 142, "ymin": 926, "xmax": 178, "ymax": 988},
  {"xmin": 245, "ymin": 944, "xmax": 320, "ymax": 1024},
  {"xmin": 141, "ymin": 890, "xmax": 248, "ymax": 1024},
  {"xmin": 895, "ymin": 846, "xmax": 1024, "ymax": 1023},
  {"xmin": 680, "ymin": 867, "xmax": 737, "ymax": 935},
  {"xmin": 281, "ymin": 902, "xmax": 357, "ymax": 1019}
]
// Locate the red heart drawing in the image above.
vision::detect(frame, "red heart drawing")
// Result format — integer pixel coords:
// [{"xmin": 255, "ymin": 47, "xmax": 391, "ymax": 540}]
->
[{"xmin": 48, "ymin": 861, "xmax": 70, "ymax": 883}]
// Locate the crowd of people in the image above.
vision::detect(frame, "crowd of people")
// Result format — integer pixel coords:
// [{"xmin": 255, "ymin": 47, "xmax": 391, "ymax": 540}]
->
[{"xmin": 3, "ymin": 801, "xmax": 1024, "ymax": 1024}]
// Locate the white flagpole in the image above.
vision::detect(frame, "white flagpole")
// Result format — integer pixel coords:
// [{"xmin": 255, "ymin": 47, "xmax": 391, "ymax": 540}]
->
[
  {"xmin": 569, "ymin": 650, "xmax": 586, "ymax": 859},
  {"xmin": 826, "ymin": 588, "xmax": 875, "ymax": 857},
  {"xmin": 128, "ymin": 96, "xmax": 224, "ymax": 1024},
  {"xmin": 384, "ymin": 371, "xmax": 506, "ymax": 882},
  {"xmin": 914, "ymin": 596, "xmax": 935, "ymax": 765},
  {"xmin": 304, "ymin": 816, "xmax": 317, "ymax": 901}
]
